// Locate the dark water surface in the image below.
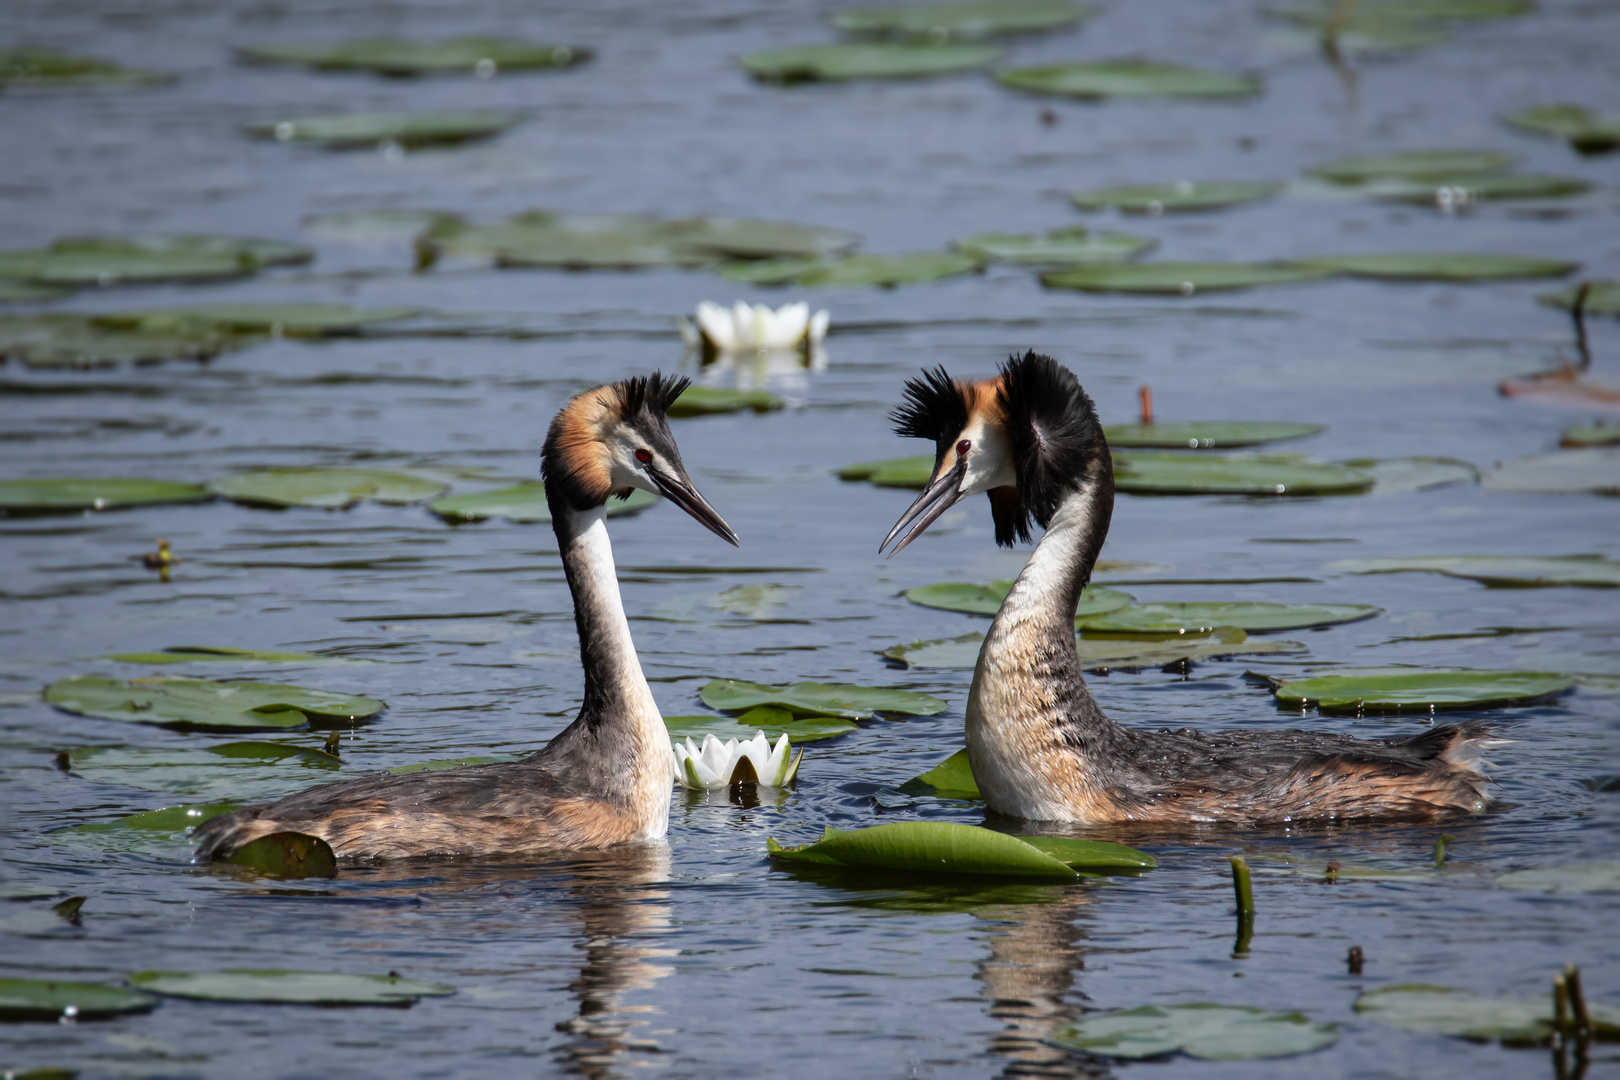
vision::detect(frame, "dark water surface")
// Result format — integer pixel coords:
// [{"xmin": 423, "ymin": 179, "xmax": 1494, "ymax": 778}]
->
[{"xmin": 2, "ymin": 1, "xmax": 1618, "ymax": 1077}]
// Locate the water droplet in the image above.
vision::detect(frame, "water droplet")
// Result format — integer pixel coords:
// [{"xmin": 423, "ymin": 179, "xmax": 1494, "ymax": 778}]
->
[
  {"xmin": 1178, "ymin": 281, "xmax": 1194, "ymax": 295},
  {"xmin": 475, "ymin": 57, "xmax": 496, "ymax": 78},
  {"xmin": 1273, "ymin": 484, "xmax": 1286, "ymax": 494},
  {"xmin": 274, "ymin": 121, "xmax": 295, "ymax": 141},
  {"xmin": 1174, "ymin": 180, "xmax": 1194, "ymax": 195},
  {"xmin": 551, "ymin": 46, "xmax": 572, "ymax": 64},
  {"xmin": 1147, "ymin": 200, "xmax": 1164, "ymax": 216}
]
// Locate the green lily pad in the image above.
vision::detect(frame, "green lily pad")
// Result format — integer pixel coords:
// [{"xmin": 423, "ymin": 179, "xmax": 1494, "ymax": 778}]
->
[
  {"xmin": 45, "ymin": 675, "xmax": 383, "ymax": 732},
  {"xmin": 127, "ymin": 970, "xmax": 454, "ymax": 1005},
  {"xmin": 1071, "ymin": 180, "xmax": 1283, "ymax": 214},
  {"xmin": 96, "ymin": 303, "xmax": 419, "ymax": 337},
  {"xmin": 237, "ymin": 37, "xmax": 589, "ymax": 76},
  {"xmin": 905, "ymin": 580, "xmax": 1133, "ymax": 620},
  {"xmin": 0, "ymin": 477, "xmax": 209, "ymax": 512},
  {"xmin": 898, "ymin": 747, "xmax": 981, "ymax": 798},
  {"xmin": 1297, "ymin": 252, "xmax": 1578, "ymax": 281},
  {"xmin": 62, "ymin": 742, "xmax": 342, "ymax": 801},
  {"xmin": 1308, "ymin": 149, "xmax": 1518, "ymax": 183},
  {"xmin": 723, "ymin": 251, "xmax": 982, "ymax": 288},
  {"xmin": 1272, "ymin": 670, "xmax": 1574, "ymax": 714},
  {"xmin": 224, "ymin": 832, "xmax": 337, "ymax": 878},
  {"xmin": 1053, "ymin": 1003, "xmax": 1337, "ymax": 1060},
  {"xmin": 1342, "ymin": 456, "xmax": 1478, "ymax": 493},
  {"xmin": 0, "ymin": 978, "xmax": 155, "ymax": 1022},
  {"xmin": 995, "ymin": 61, "xmax": 1261, "ymax": 100},
  {"xmin": 210, "ymin": 468, "xmax": 447, "ymax": 509},
  {"xmin": 247, "ymin": 110, "xmax": 521, "ymax": 148},
  {"xmin": 1113, "ymin": 452, "xmax": 1374, "ymax": 495},
  {"xmin": 0, "ymin": 280, "xmax": 72, "ymax": 302},
  {"xmin": 837, "ymin": 454, "xmax": 935, "ymax": 487},
  {"xmin": 1562, "ymin": 423, "xmax": 1620, "ymax": 448},
  {"xmin": 73, "ymin": 803, "xmax": 240, "ymax": 835},
  {"xmin": 0, "ymin": 48, "xmax": 167, "ymax": 88},
  {"xmin": 883, "ymin": 628, "xmax": 1306, "ymax": 669},
  {"xmin": 1080, "ymin": 601, "xmax": 1379, "ymax": 635},
  {"xmin": 740, "ymin": 43, "xmax": 1002, "ymax": 83},
  {"xmin": 106, "ymin": 647, "xmax": 327, "ymax": 665},
  {"xmin": 1105, "ymin": 421, "xmax": 1322, "ymax": 449},
  {"xmin": 1370, "ymin": 174, "xmax": 1592, "ymax": 205},
  {"xmin": 668, "ymin": 386, "xmax": 786, "ymax": 417},
  {"xmin": 1482, "ymin": 449, "xmax": 1620, "ymax": 494},
  {"xmin": 1497, "ymin": 861, "xmax": 1620, "ymax": 894},
  {"xmin": 768, "ymin": 823, "xmax": 1073, "ymax": 879},
  {"xmin": 0, "ymin": 313, "xmax": 236, "ymax": 369},
  {"xmin": 1041, "ymin": 261, "xmax": 1331, "ymax": 295},
  {"xmin": 832, "ymin": 1, "xmax": 1092, "ymax": 39},
  {"xmin": 952, "ymin": 226, "xmax": 1154, "ymax": 265},
  {"xmin": 1502, "ymin": 104, "xmax": 1620, "ymax": 156},
  {"xmin": 1355, "ymin": 984, "xmax": 1620, "ymax": 1044},
  {"xmin": 429, "ymin": 485, "xmax": 656, "ymax": 524},
  {"xmin": 700, "ymin": 679, "xmax": 945, "ymax": 719},
  {"xmin": 666, "ymin": 706, "xmax": 856, "ymax": 744},
  {"xmin": 0, "ymin": 234, "xmax": 309, "ymax": 288},
  {"xmin": 1328, "ymin": 554, "xmax": 1620, "ymax": 588},
  {"xmin": 1539, "ymin": 281, "xmax": 1620, "ymax": 317}
]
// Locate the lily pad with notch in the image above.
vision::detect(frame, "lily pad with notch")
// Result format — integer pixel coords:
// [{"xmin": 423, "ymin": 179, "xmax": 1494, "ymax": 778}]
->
[
  {"xmin": 952, "ymin": 226, "xmax": 1154, "ymax": 265},
  {"xmin": 1355, "ymin": 983, "xmax": 1620, "ymax": 1044},
  {"xmin": 700, "ymin": 679, "xmax": 945, "ymax": 720},
  {"xmin": 126, "ymin": 970, "xmax": 454, "ymax": 1005},
  {"xmin": 1080, "ymin": 601, "xmax": 1379, "ymax": 635},
  {"xmin": 45, "ymin": 675, "xmax": 383, "ymax": 732},
  {"xmin": 1308, "ymin": 149, "xmax": 1518, "ymax": 183},
  {"xmin": 1271, "ymin": 669, "xmax": 1573, "ymax": 714},
  {"xmin": 1071, "ymin": 180, "xmax": 1283, "ymax": 214},
  {"xmin": 1328, "ymin": 554, "xmax": 1620, "ymax": 588},
  {"xmin": 210, "ymin": 468, "xmax": 447, "ymax": 509},
  {"xmin": 995, "ymin": 60, "xmax": 1261, "ymax": 99},
  {"xmin": 1496, "ymin": 861, "xmax": 1620, "ymax": 894},
  {"xmin": 61, "ymin": 742, "xmax": 343, "ymax": 801},
  {"xmin": 247, "ymin": 110, "xmax": 522, "ymax": 148},
  {"xmin": 1113, "ymin": 452, "xmax": 1374, "ymax": 495},
  {"xmin": 0, "ymin": 47, "xmax": 168, "ymax": 88},
  {"xmin": 906, "ymin": 580, "xmax": 1133, "ymax": 621},
  {"xmin": 740, "ymin": 43, "xmax": 1002, "ymax": 83},
  {"xmin": 95, "ymin": 303, "xmax": 419, "ymax": 338},
  {"xmin": 1482, "ymin": 449, "xmax": 1620, "ymax": 494},
  {"xmin": 1342, "ymin": 456, "xmax": 1478, "ymax": 493},
  {"xmin": 767, "ymin": 822, "xmax": 1154, "ymax": 879},
  {"xmin": 1502, "ymin": 104, "xmax": 1620, "ymax": 156},
  {"xmin": 1052, "ymin": 1003, "xmax": 1337, "ymax": 1060},
  {"xmin": 668, "ymin": 386, "xmax": 785, "ymax": 417},
  {"xmin": 1105, "ymin": 421, "xmax": 1322, "ymax": 449},
  {"xmin": 885, "ymin": 628, "xmax": 1306, "ymax": 670},
  {"xmin": 832, "ymin": 1, "xmax": 1093, "ymax": 39},
  {"xmin": 1042, "ymin": 261, "xmax": 1331, "ymax": 295},
  {"xmin": 105, "ymin": 646, "xmax": 329, "ymax": 665},
  {"xmin": 237, "ymin": 37, "xmax": 589, "ymax": 76},
  {"xmin": 1297, "ymin": 252, "xmax": 1577, "ymax": 282},
  {"xmin": 0, "ymin": 978, "xmax": 156, "ymax": 1022},
  {"xmin": 666, "ymin": 706, "xmax": 856, "ymax": 744},
  {"xmin": 429, "ymin": 484, "xmax": 656, "ymax": 524},
  {"xmin": 0, "ymin": 477, "xmax": 210, "ymax": 512}
]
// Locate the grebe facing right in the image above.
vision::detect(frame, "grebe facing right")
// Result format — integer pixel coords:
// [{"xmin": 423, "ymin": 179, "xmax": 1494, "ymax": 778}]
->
[{"xmin": 882, "ymin": 351, "xmax": 1493, "ymax": 825}]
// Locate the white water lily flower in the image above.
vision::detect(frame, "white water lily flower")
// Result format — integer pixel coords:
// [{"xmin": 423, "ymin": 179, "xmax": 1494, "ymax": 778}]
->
[
  {"xmin": 671, "ymin": 731, "xmax": 803, "ymax": 790},
  {"xmin": 678, "ymin": 301, "xmax": 829, "ymax": 354}
]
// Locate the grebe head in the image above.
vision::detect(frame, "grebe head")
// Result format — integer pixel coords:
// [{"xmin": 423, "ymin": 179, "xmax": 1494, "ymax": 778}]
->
[
  {"xmin": 544, "ymin": 371, "xmax": 739, "ymax": 545},
  {"xmin": 880, "ymin": 350, "xmax": 1108, "ymax": 555}
]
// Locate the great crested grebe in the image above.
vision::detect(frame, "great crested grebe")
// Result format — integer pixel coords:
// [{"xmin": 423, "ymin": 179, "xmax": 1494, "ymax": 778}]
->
[
  {"xmin": 881, "ymin": 351, "xmax": 1493, "ymax": 825},
  {"xmin": 193, "ymin": 373, "xmax": 738, "ymax": 861}
]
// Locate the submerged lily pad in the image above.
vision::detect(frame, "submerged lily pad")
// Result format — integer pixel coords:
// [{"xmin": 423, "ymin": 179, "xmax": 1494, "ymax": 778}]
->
[
  {"xmin": 0, "ymin": 978, "xmax": 155, "ymax": 1022},
  {"xmin": 666, "ymin": 706, "xmax": 856, "ymax": 744},
  {"xmin": 1342, "ymin": 456, "xmax": 1478, "ymax": 493},
  {"xmin": 1502, "ymin": 104, "xmax": 1620, "ymax": 156},
  {"xmin": 951, "ymin": 227, "xmax": 1154, "ymax": 265},
  {"xmin": 1080, "ymin": 601, "xmax": 1378, "ymax": 635},
  {"xmin": 1042, "ymin": 261, "xmax": 1330, "ymax": 295},
  {"xmin": 1053, "ymin": 1003, "xmax": 1337, "ymax": 1060},
  {"xmin": 1482, "ymin": 449, "xmax": 1620, "ymax": 494},
  {"xmin": 885, "ymin": 627, "xmax": 1305, "ymax": 669},
  {"xmin": 768, "ymin": 822, "xmax": 1153, "ymax": 879},
  {"xmin": 1370, "ymin": 174, "xmax": 1591, "ymax": 205},
  {"xmin": 724, "ymin": 251, "xmax": 982, "ymax": 287},
  {"xmin": 1497, "ymin": 861, "xmax": 1620, "ymax": 894},
  {"xmin": 899, "ymin": 747, "xmax": 980, "ymax": 798},
  {"xmin": 127, "ymin": 970, "xmax": 454, "ymax": 1005},
  {"xmin": 0, "ymin": 477, "xmax": 209, "ymax": 512},
  {"xmin": 1539, "ymin": 281, "xmax": 1620, "ymax": 317},
  {"xmin": 1328, "ymin": 554, "xmax": 1620, "ymax": 588},
  {"xmin": 0, "ymin": 234, "xmax": 308, "ymax": 288},
  {"xmin": 62, "ymin": 742, "xmax": 342, "ymax": 801},
  {"xmin": 1298, "ymin": 252, "xmax": 1577, "ymax": 281},
  {"xmin": 248, "ymin": 110, "xmax": 521, "ymax": 148},
  {"xmin": 210, "ymin": 468, "xmax": 447, "ymax": 509},
  {"xmin": 905, "ymin": 580, "xmax": 1132, "ymax": 620},
  {"xmin": 996, "ymin": 60, "xmax": 1260, "ymax": 99},
  {"xmin": 238, "ymin": 37, "xmax": 589, "ymax": 76},
  {"xmin": 1071, "ymin": 180, "xmax": 1283, "ymax": 214},
  {"xmin": 223, "ymin": 832, "xmax": 337, "ymax": 878},
  {"xmin": 1105, "ymin": 421, "xmax": 1322, "ymax": 449},
  {"xmin": 1114, "ymin": 452, "xmax": 1374, "ymax": 495},
  {"xmin": 740, "ymin": 43, "xmax": 1001, "ymax": 83},
  {"xmin": 1272, "ymin": 670, "xmax": 1573, "ymax": 714},
  {"xmin": 668, "ymin": 386, "xmax": 786, "ymax": 417},
  {"xmin": 837, "ymin": 454, "xmax": 934, "ymax": 487},
  {"xmin": 429, "ymin": 485, "xmax": 656, "ymax": 524},
  {"xmin": 45, "ymin": 675, "xmax": 383, "ymax": 731},
  {"xmin": 1308, "ymin": 149, "xmax": 1518, "ymax": 183},
  {"xmin": 1355, "ymin": 984, "xmax": 1620, "ymax": 1043},
  {"xmin": 1562, "ymin": 423, "xmax": 1620, "ymax": 448},
  {"xmin": 0, "ymin": 48, "xmax": 167, "ymax": 88},
  {"xmin": 700, "ymin": 679, "xmax": 945, "ymax": 719},
  {"xmin": 106, "ymin": 646, "xmax": 327, "ymax": 665},
  {"xmin": 832, "ymin": 1, "xmax": 1092, "ymax": 39},
  {"xmin": 96, "ymin": 303, "xmax": 418, "ymax": 337}
]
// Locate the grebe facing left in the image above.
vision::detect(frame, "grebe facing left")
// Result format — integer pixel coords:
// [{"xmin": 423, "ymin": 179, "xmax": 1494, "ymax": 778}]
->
[
  {"xmin": 882, "ymin": 351, "xmax": 1494, "ymax": 826},
  {"xmin": 193, "ymin": 373, "xmax": 737, "ymax": 861}
]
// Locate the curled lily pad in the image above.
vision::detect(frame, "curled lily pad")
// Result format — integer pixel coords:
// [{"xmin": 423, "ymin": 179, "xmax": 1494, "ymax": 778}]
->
[
  {"xmin": 1053, "ymin": 1003, "xmax": 1337, "ymax": 1060},
  {"xmin": 767, "ymin": 824, "xmax": 1065, "ymax": 879},
  {"xmin": 1328, "ymin": 554, "xmax": 1620, "ymax": 588},
  {"xmin": 95, "ymin": 303, "xmax": 418, "ymax": 337},
  {"xmin": 0, "ymin": 978, "xmax": 155, "ymax": 1021},
  {"xmin": 248, "ymin": 110, "xmax": 521, "ymax": 148},
  {"xmin": 700, "ymin": 679, "xmax": 945, "ymax": 719},
  {"xmin": 225, "ymin": 832, "xmax": 337, "ymax": 878},
  {"xmin": 1042, "ymin": 261, "xmax": 1330, "ymax": 295},
  {"xmin": 1370, "ymin": 174, "xmax": 1591, "ymax": 205},
  {"xmin": 210, "ymin": 468, "xmax": 447, "ymax": 509},
  {"xmin": 0, "ymin": 313, "xmax": 235, "ymax": 369},
  {"xmin": 739, "ymin": 43, "xmax": 1001, "ymax": 83},
  {"xmin": 666, "ymin": 706, "xmax": 856, "ymax": 744},
  {"xmin": 1080, "ymin": 601, "xmax": 1378, "ymax": 635},
  {"xmin": 1298, "ymin": 253, "xmax": 1577, "ymax": 281},
  {"xmin": 1105, "ymin": 421, "xmax": 1322, "ymax": 449},
  {"xmin": 45, "ymin": 675, "xmax": 383, "ymax": 731},
  {"xmin": 1497, "ymin": 861, "xmax": 1620, "ymax": 894},
  {"xmin": 884, "ymin": 628, "xmax": 1305, "ymax": 670},
  {"xmin": 1308, "ymin": 149, "xmax": 1518, "ymax": 183},
  {"xmin": 723, "ymin": 251, "xmax": 982, "ymax": 287},
  {"xmin": 0, "ymin": 48, "xmax": 167, "ymax": 88},
  {"xmin": 898, "ymin": 747, "xmax": 980, "ymax": 798},
  {"xmin": 1071, "ymin": 180, "xmax": 1283, "ymax": 214},
  {"xmin": 63, "ymin": 742, "xmax": 342, "ymax": 801},
  {"xmin": 1355, "ymin": 984, "xmax": 1620, "ymax": 1043},
  {"xmin": 127, "ymin": 970, "xmax": 454, "ymax": 1005},
  {"xmin": 1562, "ymin": 423, "xmax": 1620, "ymax": 448},
  {"xmin": 997, "ymin": 60, "xmax": 1260, "ymax": 99},
  {"xmin": 238, "ymin": 37, "xmax": 588, "ymax": 76},
  {"xmin": 1502, "ymin": 104, "xmax": 1620, "ymax": 156},
  {"xmin": 429, "ymin": 485, "xmax": 655, "ymax": 524},
  {"xmin": 832, "ymin": 1, "xmax": 1092, "ymax": 39},
  {"xmin": 0, "ymin": 477, "xmax": 209, "ymax": 512},
  {"xmin": 905, "ymin": 580, "xmax": 1133, "ymax": 620},
  {"xmin": 1539, "ymin": 281, "xmax": 1620, "ymax": 317},
  {"xmin": 105, "ymin": 647, "xmax": 327, "ymax": 665},
  {"xmin": 1113, "ymin": 452, "xmax": 1374, "ymax": 495},
  {"xmin": 951, "ymin": 227, "xmax": 1154, "ymax": 265},
  {"xmin": 1482, "ymin": 449, "xmax": 1620, "ymax": 494},
  {"xmin": 1342, "ymin": 456, "xmax": 1478, "ymax": 493},
  {"xmin": 837, "ymin": 454, "xmax": 934, "ymax": 487},
  {"xmin": 668, "ymin": 386, "xmax": 785, "ymax": 417},
  {"xmin": 1272, "ymin": 670, "xmax": 1573, "ymax": 714}
]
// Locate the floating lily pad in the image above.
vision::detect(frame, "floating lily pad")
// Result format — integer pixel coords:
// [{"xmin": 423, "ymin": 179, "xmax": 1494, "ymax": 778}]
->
[
  {"xmin": 1071, "ymin": 180, "xmax": 1283, "ymax": 214},
  {"xmin": 1497, "ymin": 861, "xmax": 1620, "ymax": 894},
  {"xmin": 248, "ymin": 110, "xmax": 521, "ymax": 148},
  {"xmin": 884, "ymin": 628, "xmax": 1305, "ymax": 669},
  {"xmin": 700, "ymin": 679, "xmax": 945, "ymax": 719},
  {"xmin": 899, "ymin": 747, "xmax": 980, "ymax": 798},
  {"xmin": 238, "ymin": 37, "xmax": 589, "ymax": 76},
  {"xmin": 1355, "ymin": 984, "xmax": 1620, "ymax": 1044},
  {"xmin": 0, "ymin": 280, "xmax": 71, "ymax": 302},
  {"xmin": 832, "ymin": 1, "xmax": 1092, "ymax": 38},
  {"xmin": 96, "ymin": 303, "xmax": 418, "ymax": 337},
  {"xmin": 210, "ymin": 468, "xmax": 447, "ymax": 509},
  {"xmin": 724, "ymin": 251, "xmax": 982, "ymax": 288},
  {"xmin": 0, "ymin": 48, "xmax": 167, "ymax": 88},
  {"xmin": 105, "ymin": 646, "xmax": 328, "ymax": 665},
  {"xmin": 0, "ymin": 234, "xmax": 308, "ymax": 288},
  {"xmin": 666, "ymin": 706, "xmax": 856, "ymax": 744},
  {"xmin": 1113, "ymin": 452, "xmax": 1374, "ymax": 495},
  {"xmin": 905, "ymin": 580, "xmax": 1133, "ymax": 620},
  {"xmin": 1053, "ymin": 1003, "xmax": 1337, "ymax": 1060},
  {"xmin": 951, "ymin": 226, "xmax": 1154, "ymax": 265},
  {"xmin": 1502, "ymin": 104, "xmax": 1620, "ymax": 156},
  {"xmin": 1105, "ymin": 421, "xmax": 1322, "ymax": 449},
  {"xmin": 45, "ymin": 676, "xmax": 383, "ymax": 731},
  {"xmin": 740, "ymin": 43, "xmax": 1001, "ymax": 83},
  {"xmin": 0, "ymin": 477, "xmax": 209, "ymax": 512},
  {"xmin": 1482, "ymin": 449, "xmax": 1620, "ymax": 494},
  {"xmin": 1370, "ymin": 174, "xmax": 1591, "ymax": 205},
  {"xmin": 73, "ymin": 803, "xmax": 240, "ymax": 835},
  {"xmin": 1272, "ymin": 670, "xmax": 1573, "ymax": 714},
  {"xmin": 668, "ymin": 386, "xmax": 786, "ymax": 417},
  {"xmin": 770, "ymin": 823, "xmax": 1073, "ymax": 879},
  {"xmin": 1562, "ymin": 423, "xmax": 1620, "ymax": 448},
  {"xmin": 1342, "ymin": 456, "xmax": 1478, "ymax": 493},
  {"xmin": 1328, "ymin": 554, "xmax": 1620, "ymax": 588},
  {"xmin": 429, "ymin": 485, "xmax": 656, "ymax": 524},
  {"xmin": 1539, "ymin": 281, "xmax": 1620, "ymax": 317},
  {"xmin": 1081, "ymin": 601, "xmax": 1378, "ymax": 635},
  {"xmin": 62, "ymin": 742, "xmax": 342, "ymax": 801},
  {"xmin": 0, "ymin": 978, "xmax": 155, "ymax": 1022},
  {"xmin": 0, "ymin": 313, "xmax": 236, "ymax": 369},
  {"xmin": 224, "ymin": 832, "xmax": 337, "ymax": 878},
  {"xmin": 995, "ymin": 61, "xmax": 1261, "ymax": 100},
  {"xmin": 1042, "ymin": 261, "xmax": 1330, "ymax": 295},
  {"xmin": 1298, "ymin": 252, "xmax": 1577, "ymax": 281},
  {"xmin": 837, "ymin": 454, "xmax": 934, "ymax": 487},
  {"xmin": 127, "ymin": 970, "xmax": 454, "ymax": 1005},
  {"xmin": 1308, "ymin": 149, "xmax": 1518, "ymax": 183}
]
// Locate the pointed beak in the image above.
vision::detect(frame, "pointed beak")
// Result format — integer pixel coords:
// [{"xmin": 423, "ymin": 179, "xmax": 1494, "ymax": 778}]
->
[
  {"xmin": 648, "ymin": 467, "xmax": 739, "ymax": 547},
  {"xmin": 879, "ymin": 455, "xmax": 968, "ymax": 557}
]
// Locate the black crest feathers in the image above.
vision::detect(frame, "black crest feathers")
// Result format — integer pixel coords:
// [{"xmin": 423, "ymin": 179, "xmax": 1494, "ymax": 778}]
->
[
  {"xmin": 618, "ymin": 371, "xmax": 690, "ymax": 420},
  {"xmin": 890, "ymin": 366, "xmax": 970, "ymax": 462},
  {"xmin": 995, "ymin": 350, "xmax": 1110, "ymax": 539}
]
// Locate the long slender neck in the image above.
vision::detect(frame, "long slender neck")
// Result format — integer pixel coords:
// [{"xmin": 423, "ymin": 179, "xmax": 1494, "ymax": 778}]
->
[{"xmin": 1000, "ymin": 457, "xmax": 1113, "ymax": 631}]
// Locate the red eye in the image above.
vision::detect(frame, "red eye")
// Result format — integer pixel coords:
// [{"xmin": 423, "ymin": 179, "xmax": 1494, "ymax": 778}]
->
[
  {"xmin": 956, "ymin": 439, "xmax": 971, "ymax": 456},
  {"xmin": 635, "ymin": 449, "xmax": 652, "ymax": 463}
]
